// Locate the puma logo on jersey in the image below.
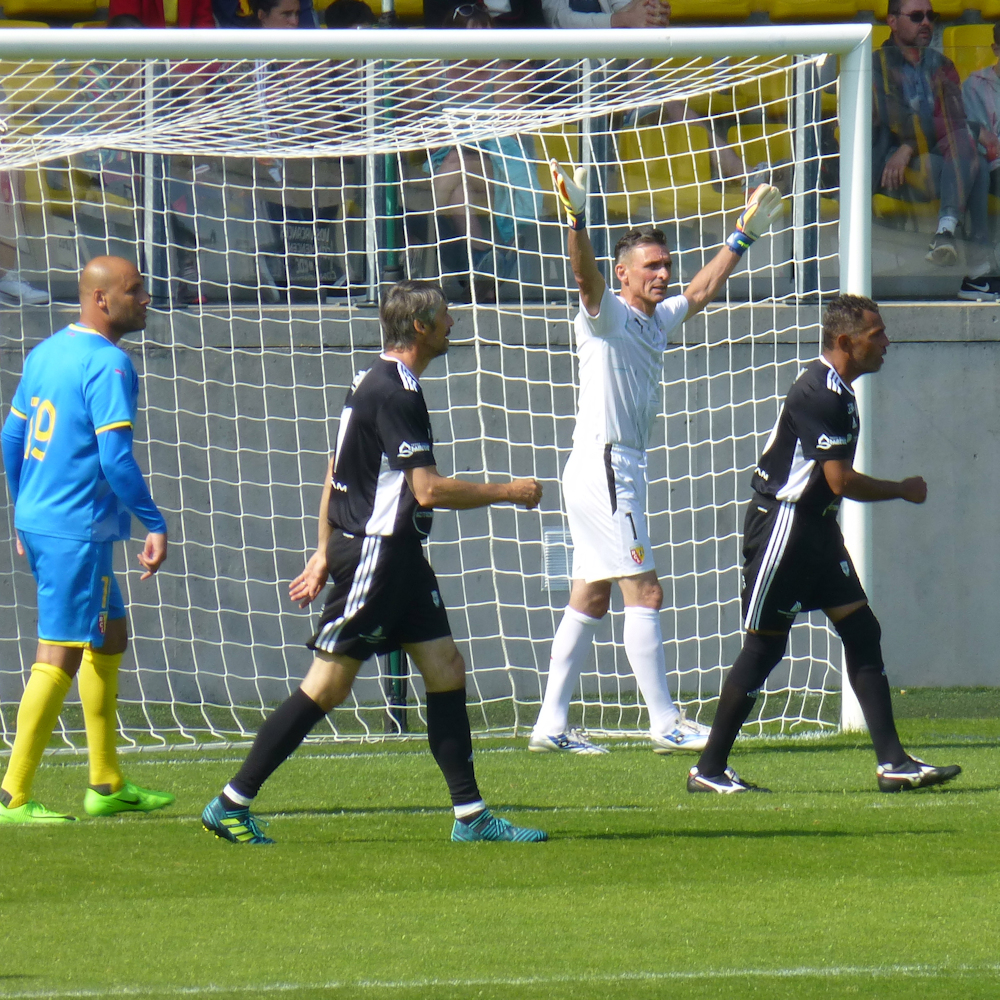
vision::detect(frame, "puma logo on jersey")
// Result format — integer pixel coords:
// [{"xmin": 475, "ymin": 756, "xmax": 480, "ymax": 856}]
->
[{"xmin": 397, "ymin": 441, "xmax": 430, "ymax": 459}]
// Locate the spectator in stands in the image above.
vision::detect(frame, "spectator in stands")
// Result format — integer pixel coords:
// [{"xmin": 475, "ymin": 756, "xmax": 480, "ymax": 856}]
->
[
  {"xmin": 959, "ymin": 22, "xmax": 1000, "ymax": 298},
  {"xmin": 109, "ymin": 0, "xmax": 214, "ymax": 27},
  {"xmin": 426, "ymin": 3, "xmax": 545, "ymax": 302},
  {"xmin": 0, "ymin": 104, "xmax": 48, "ymax": 305},
  {"xmin": 214, "ymin": 0, "xmax": 316, "ymax": 27},
  {"xmin": 873, "ymin": 0, "xmax": 991, "ymax": 273},
  {"xmin": 541, "ymin": 0, "xmax": 751, "ymax": 187},
  {"xmin": 324, "ymin": 0, "xmax": 375, "ymax": 26},
  {"xmin": 425, "ymin": 0, "xmax": 545, "ymax": 29}
]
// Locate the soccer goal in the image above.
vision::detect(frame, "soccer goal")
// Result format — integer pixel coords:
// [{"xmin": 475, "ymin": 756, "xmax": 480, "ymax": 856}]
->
[{"xmin": 0, "ymin": 25, "xmax": 871, "ymax": 751}]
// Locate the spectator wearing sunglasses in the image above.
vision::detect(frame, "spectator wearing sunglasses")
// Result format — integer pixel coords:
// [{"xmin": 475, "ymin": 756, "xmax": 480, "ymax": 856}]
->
[
  {"xmin": 873, "ymin": 0, "xmax": 992, "ymax": 278},
  {"xmin": 424, "ymin": 0, "xmax": 545, "ymax": 28}
]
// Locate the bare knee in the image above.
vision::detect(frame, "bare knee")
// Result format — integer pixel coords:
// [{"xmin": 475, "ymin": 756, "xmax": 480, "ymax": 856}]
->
[
  {"xmin": 569, "ymin": 580, "xmax": 612, "ymax": 619},
  {"xmin": 300, "ymin": 654, "xmax": 361, "ymax": 713}
]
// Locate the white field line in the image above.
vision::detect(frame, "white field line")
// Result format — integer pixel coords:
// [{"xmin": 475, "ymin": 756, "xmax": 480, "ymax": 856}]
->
[{"xmin": 3, "ymin": 963, "xmax": 999, "ymax": 998}]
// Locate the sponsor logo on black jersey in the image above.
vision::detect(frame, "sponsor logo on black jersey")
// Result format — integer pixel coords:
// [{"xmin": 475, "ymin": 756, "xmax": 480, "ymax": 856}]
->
[
  {"xmin": 331, "ymin": 478, "xmax": 348, "ymax": 493},
  {"xmin": 816, "ymin": 433, "xmax": 850, "ymax": 450},
  {"xmin": 397, "ymin": 441, "xmax": 431, "ymax": 459},
  {"xmin": 413, "ymin": 508, "xmax": 433, "ymax": 537}
]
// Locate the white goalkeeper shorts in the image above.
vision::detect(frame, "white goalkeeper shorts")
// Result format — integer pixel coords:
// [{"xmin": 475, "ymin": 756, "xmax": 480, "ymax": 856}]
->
[{"xmin": 563, "ymin": 443, "xmax": 655, "ymax": 583}]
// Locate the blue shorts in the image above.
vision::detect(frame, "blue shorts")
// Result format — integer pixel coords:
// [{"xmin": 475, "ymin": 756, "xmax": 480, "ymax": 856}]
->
[{"xmin": 20, "ymin": 532, "xmax": 125, "ymax": 647}]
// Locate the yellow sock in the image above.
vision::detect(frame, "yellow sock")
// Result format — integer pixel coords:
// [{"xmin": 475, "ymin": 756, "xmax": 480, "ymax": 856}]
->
[
  {"xmin": 1, "ymin": 663, "xmax": 73, "ymax": 809},
  {"xmin": 78, "ymin": 648, "xmax": 124, "ymax": 793}
]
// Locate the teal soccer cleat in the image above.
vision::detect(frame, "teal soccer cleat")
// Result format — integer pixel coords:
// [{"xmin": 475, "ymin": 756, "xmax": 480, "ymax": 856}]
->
[
  {"xmin": 451, "ymin": 810, "xmax": 547, "ymax": 843},
  {"xmin": 84, "ymin": 781, "xmax": 175, "ymax": 817},
  {"xmin": 201, "ymin": 795, "xmax": 274, "ymax": 845}
]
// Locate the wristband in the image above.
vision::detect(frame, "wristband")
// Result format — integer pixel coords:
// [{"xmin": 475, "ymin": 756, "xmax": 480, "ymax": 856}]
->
[
  {"xmin": 568, "ymin": 213, "xmax": 586, "ymax": 231},
  {"xmin": 725, "ymin": 229, "xmax": 755, "ymax": 257}
]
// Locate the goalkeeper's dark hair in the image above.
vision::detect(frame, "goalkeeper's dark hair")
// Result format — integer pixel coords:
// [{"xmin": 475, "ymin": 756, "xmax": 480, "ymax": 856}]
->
[
  {"xmin": 822, "ymin": 294, "xmax": 881, "ymax": 350},
  {"xmin": 381, "ymin": 281, "xmax": 448, "ymax": 349},
  {"xmin": 614, "ymin": 226, "xmax": 670, "ymax": 266}
]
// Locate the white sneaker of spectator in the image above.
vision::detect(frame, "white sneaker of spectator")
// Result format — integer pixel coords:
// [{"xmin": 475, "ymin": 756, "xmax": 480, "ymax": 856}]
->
[{"xmin": 0, "ymin": 270, "xmax": 48, "ymax": 305}]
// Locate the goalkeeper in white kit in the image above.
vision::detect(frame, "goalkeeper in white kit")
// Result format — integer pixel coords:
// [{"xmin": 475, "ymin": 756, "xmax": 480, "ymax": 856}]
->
[{"xmin": 530, "ymin": 161, "xmax": 783, "ymax": 755}]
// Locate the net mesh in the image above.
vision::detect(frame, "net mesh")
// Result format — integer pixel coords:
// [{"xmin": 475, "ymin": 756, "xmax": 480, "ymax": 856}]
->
[{"xmin": 0, "ymin": 49, "xmax": 845, "ymax": 750}]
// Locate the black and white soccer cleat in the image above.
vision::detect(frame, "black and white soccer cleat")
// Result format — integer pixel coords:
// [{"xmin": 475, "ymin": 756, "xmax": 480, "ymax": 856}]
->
[
  {"xmin": 687, "ymin": 766, "xmax": 770, "ymax": 794},
  {"xmin": 876, "ymin": 757, "xmax": 961, "ymax": 793}
]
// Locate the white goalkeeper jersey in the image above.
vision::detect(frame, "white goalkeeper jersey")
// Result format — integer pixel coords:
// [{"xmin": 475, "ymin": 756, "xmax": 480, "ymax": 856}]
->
[{"xmin": 572, "ymin": 286, "xmax": 689, "ymax": 453}]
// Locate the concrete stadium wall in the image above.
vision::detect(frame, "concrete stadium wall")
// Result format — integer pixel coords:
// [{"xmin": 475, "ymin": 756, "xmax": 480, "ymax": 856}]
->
[{"xmin": 0, "ymin": 299, "xmax": 996, "ymax": 712}]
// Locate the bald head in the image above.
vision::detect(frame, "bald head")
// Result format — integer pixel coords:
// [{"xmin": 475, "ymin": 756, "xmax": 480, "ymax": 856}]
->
[{"xmin": 78, "ymin": 256, "xmax": 149, "ymax": 342}]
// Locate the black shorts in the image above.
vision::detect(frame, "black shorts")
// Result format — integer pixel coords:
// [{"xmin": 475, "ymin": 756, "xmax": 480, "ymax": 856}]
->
[
  {"xmin": 740, "ymin": 493, "xmax": 866, "ymax": 633},
  {"xmin": 308, "ymin": 529, "xmax": 451, "ymax": 660}
]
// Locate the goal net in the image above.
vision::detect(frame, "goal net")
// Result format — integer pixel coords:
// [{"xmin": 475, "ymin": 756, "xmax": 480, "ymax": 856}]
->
[{"xmin": 0, "ymin": 27, "xmax": 870, "ymax": 751}]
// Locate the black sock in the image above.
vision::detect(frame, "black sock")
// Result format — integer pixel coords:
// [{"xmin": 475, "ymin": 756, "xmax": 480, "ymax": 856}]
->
[
  {"xmin": 227, "ymin": 688, "xmax": 327, "ymax": 802},
  {"xmin": 426, "ymin": 688, "xmax": 482, "ymax": 808},
  {"xmin": 835, "ymin": 606, "xmax": 907, "ymax": 767},
  {"xmin": 698, "ymin": 633, "xmax": 787, "ymax": 777}
]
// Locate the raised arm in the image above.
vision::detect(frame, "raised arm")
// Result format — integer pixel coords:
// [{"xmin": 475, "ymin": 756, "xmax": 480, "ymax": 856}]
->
[
  {"xmin": 551, "ymin": 160, "xmax": 605, "ymax": 316},
  {"xmin": 683, "ymin": 183, "xmax": 783, "ymax": 319},
  {"xmin": 823, "ymin": 459, "xmax": 927, "ymax": 504},
  {"xmin": 406, "ymin": 466, "xmax": 541, "ymax": 511}
]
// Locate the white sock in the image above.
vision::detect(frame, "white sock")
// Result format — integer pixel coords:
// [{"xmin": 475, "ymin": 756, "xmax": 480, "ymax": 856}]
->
[
  {"xmin": 223, "ymin": 783, "xmax": 253, "ymax": 807},
  {"xmin": 937, "ymin": 215, "xmax": 958, "ymax": 235},
  {"xmin": 532, "ymin": 606, "xmax": 601, "ymax": 738},
  {"xmin": 623, "ymin": 606, "xmax": 680, "ymax": 736},
  {"xmin": 454, "ymin": 799, "xmax": 486, "ymax": 820}
]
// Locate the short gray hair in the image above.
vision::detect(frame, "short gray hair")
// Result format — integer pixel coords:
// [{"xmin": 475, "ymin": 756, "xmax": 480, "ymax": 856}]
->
[{"xmin": 380, "ymin": 280, "xmax": 447, "ymax": 350}]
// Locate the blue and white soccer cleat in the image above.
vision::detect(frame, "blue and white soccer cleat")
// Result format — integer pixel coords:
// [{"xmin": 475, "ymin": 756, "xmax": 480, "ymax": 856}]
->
[
  {"xmin": 687, "ymin": 766, "xmax": 769, "ymax": 794},
  {"xmin": 451, "ymin": 810, "xmax": 548, "ymax": 843},
  {"xmin": 528, "ymin": 728, "xmax": 609, "ymax": 755},
  {"xmin": 201, "ymin": 795, "xmax": 274, "ymax": 845},
  {"xmin": 651, "ymin": 712, "xmax": 712, "ymax": 753}
]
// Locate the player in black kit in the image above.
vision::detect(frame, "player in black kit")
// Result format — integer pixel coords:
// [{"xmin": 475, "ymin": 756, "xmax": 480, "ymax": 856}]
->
[
  {"xmin": 202, "ymin": 280, "xmax": 548, "ymax": 843},
  {"xmin": 688, "ymin": 294, "xmax": 961, "ymax": 794}
]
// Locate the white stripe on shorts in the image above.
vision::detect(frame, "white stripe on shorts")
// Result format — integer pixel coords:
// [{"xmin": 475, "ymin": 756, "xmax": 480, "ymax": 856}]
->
[
  {"xmin": 315, "ymin": 535, "xmax": 382, "ymax": 652},
  {"xmin": 744, "ymin": 501, "xmax": 795, "ymax": 631}
]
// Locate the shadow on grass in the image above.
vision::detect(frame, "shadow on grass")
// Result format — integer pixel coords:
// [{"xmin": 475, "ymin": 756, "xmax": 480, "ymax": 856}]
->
[{"xmin": 570, "ymin": 827, "xmax": 957, "ymax": 841}]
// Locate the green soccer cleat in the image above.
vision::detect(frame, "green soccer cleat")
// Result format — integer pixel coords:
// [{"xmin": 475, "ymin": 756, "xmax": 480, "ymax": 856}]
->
[
  {"xmin": 83, "ymin": 781, "xmax": 175, "ymax": 817},
  {"xmin": 451, "ymin": 810, "xmax": 547, "ymax": 843},
  {"xmin": 201, "ymin": 795, "xmax": 274, "ymax": 845},
  {"xmin": 0, "ymin": 799, "xmax": 76, "ymax": 824}
]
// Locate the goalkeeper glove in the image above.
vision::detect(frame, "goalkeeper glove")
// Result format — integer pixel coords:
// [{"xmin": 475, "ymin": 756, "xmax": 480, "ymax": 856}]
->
[
  {"xmin": 550, "ymin": 159, "xmax": 587, "ymax": 231},
  {"xmin": 726, "ymin": 183, "xmax": 783, "ymax": 257}
]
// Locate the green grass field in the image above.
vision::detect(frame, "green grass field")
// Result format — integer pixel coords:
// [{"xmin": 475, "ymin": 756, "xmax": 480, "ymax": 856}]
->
[{"xmin": 2, "ymin": 693, "xmax": 999, "ymax": 1000}]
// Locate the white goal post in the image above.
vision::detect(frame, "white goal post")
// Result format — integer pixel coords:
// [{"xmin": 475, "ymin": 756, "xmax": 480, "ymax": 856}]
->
[{"xmin": 0, "ymin": 24, "xmax": 871, "ymax": 750}]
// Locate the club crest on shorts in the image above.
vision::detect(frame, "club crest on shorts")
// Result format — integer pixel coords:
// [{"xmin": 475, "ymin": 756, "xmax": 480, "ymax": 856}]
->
[
  {"xmin": 629, "ymin": 545, "xmax": 645, "ymax": 565},
  {"xmin": 840, "ymin": 560, "xmax": 850, "ymax": 577},
  {"xmin": 98, "ymin": 611, "xmax": 107, "ymax": 635}
]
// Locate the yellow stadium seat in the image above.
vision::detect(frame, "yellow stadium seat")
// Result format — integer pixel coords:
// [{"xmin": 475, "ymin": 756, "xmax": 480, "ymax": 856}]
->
[
  {"xmin": 735, "ymin": 55, "xmax": 793, "ymax": 121},
  {"xmin": 942, "ymin": 24, "xmax": 996, "ymax": 80},
  {"xmin": 3, "ymin": 0, "xmax": 96, "ymax": 17},
  {"xmin": 531, "ymin": 125, "xmax": 581, "ymax": 220},
  {"xmin": 768, "ymin": 0, "xmax": 857, "ymax": 20},
  {"xmin": 606, "ymin": 122, "xmax": 746, "ymax": 225},
  {"xmin": 727, "ymin": 123, "xmax": 792, "ymax": 167},
  {"xmin": 0, "ymin": 18, "xmax": 49, "ymax": 25},
  {"xmin": 870, "ymin": 24, "xmax": 891, "ymax": 49},
  {"xmin": 668, "ymin": 0, "xmax": 752, "ymax": 21},
  {"xmin": 979, "ymin": 0, "xmax": 1000, "ymax": 17}
]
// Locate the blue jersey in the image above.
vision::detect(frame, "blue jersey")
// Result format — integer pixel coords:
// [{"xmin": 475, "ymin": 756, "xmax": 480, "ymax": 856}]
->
[{"xmin": 6, "ymin": 323, "xmax": 141, "ymax": 542}]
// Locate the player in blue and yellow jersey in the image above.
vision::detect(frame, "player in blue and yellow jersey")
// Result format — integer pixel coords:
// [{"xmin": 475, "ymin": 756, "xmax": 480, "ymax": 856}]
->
[{"xmin": 0, "ymin": 256, "xmax": 172, "ymax": 824}]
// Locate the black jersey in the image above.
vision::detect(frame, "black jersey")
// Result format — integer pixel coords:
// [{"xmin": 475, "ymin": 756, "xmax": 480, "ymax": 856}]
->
[
  {"xmin": 750, "ymin": 357, "xmax": 859, "ymax": 513},
  {"xmin": 326, "ymin": 356, "xmax": 436, "ymax": 539}
]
